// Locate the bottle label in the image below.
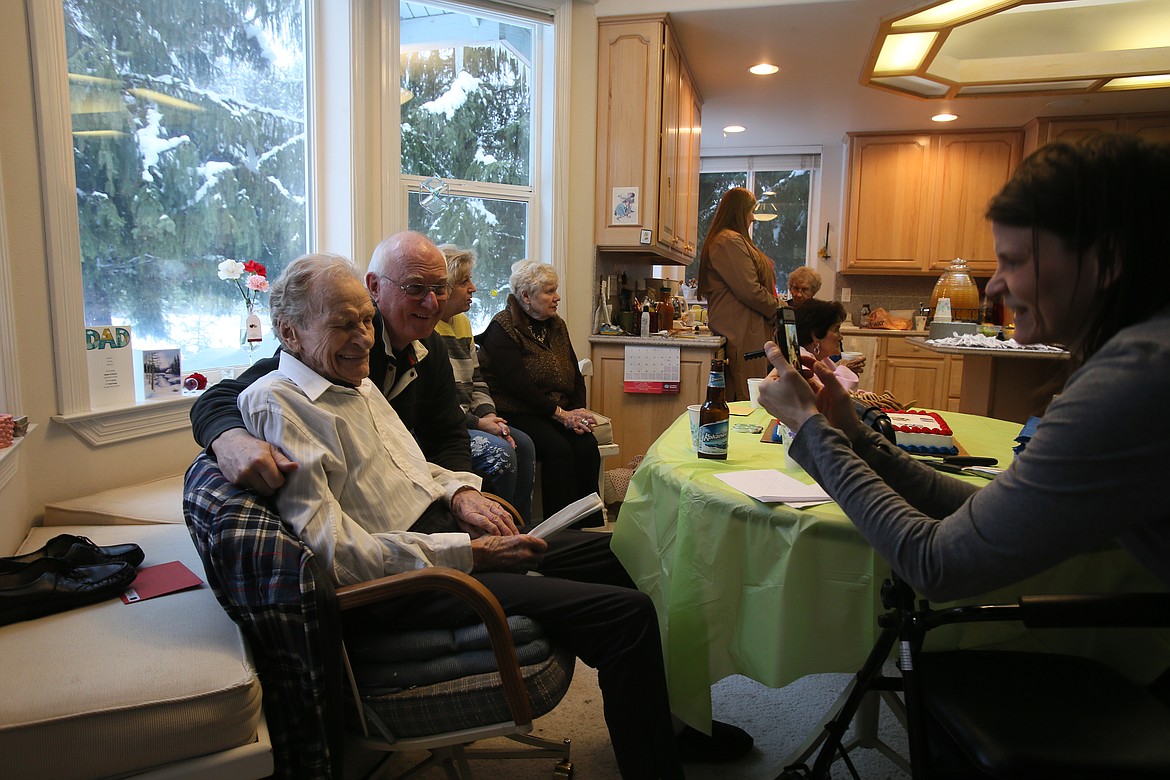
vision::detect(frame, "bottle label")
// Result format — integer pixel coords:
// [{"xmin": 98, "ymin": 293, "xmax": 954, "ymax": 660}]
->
[
  {"xmin": 697, "ymin": 420, "xmax": 729, "ymax": 457},
  {"xmin": 707, "ymin": 371, "xmax": 725, "ymax": 388}
]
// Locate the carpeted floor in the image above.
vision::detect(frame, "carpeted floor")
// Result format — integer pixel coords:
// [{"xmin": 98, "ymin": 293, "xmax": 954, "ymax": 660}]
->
[{"xmin": 345, "ymin": 659, "xmax": 912, "ymax": 779}]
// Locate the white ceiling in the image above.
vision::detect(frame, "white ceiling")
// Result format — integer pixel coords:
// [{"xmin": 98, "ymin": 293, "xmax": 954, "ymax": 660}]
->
[{"xmin": 631, "ymin": 0, "xmax": 1170, "ymax": 153}]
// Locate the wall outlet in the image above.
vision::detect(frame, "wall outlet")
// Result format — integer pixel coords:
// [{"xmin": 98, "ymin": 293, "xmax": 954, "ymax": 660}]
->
[{"xmin": 840, "ymin": 287, "xmax": 852, "ymax": 302}]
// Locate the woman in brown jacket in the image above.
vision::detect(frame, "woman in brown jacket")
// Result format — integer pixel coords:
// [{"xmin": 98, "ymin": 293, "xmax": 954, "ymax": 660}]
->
[{"xmin": 698, "ymin": 187, "xmax": 779, "ymax": 400}]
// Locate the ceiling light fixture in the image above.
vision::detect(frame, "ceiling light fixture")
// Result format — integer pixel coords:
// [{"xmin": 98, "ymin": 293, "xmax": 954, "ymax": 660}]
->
[
  {"xmin": 752, "ymin": 202, "xmax": 779, "ymax": 222},
  {"xmin": 749, "ymin": 64, "xmax": 780, "ymax": 76},
  {"xmin": 932, "ymin": 112, "xmax": 959, "ymax": 122},
  {"xmin": 863, "ymin": 0, "xmax": 1170, "ymax": 100},
  {"xmin": 723, "ymin": 125, "xmax": 746, "ymax": 134}
]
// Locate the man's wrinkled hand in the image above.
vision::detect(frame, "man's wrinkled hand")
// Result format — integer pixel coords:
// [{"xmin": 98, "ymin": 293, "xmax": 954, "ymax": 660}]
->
[
  {"xmin": 470, "ymin": 534, "xmax": 547, "ymax": 573},
  {"xmin": 211, "ymin": 428, "xmax": 298, "ymax": 496},
  {"xmin": 451, "ymin": 488, "xmax": 520, "ymax": 536}
]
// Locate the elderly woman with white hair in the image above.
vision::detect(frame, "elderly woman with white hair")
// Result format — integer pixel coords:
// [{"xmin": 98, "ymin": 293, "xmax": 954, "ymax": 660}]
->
[
  {"xmin": 786, "ymin": 266, "xmax": 822, "ymax": 309},
  {"xmin": 478, "ymin": 259, "xmax": 603, "ymax": 528}
]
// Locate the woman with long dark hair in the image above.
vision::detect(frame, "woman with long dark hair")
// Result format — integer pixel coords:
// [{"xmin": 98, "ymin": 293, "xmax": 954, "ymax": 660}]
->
[{"xmin": 698, "ymin": 187, "xmax": 779, "ymax": 401}]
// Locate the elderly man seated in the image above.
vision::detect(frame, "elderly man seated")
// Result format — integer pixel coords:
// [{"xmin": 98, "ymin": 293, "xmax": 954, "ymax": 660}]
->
[{"xmin": 237, "ymin": 253, "xmax": 750, "ymax": 778}]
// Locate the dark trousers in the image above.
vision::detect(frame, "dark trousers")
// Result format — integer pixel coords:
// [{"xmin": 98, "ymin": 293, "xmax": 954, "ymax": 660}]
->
[
  {"xmin": 349, "ymin": 529, "xmax": 683, "ymax": 780},
  {"xmin": 508, "ymin": 412, "xmax": 603, "ymax": 527}
]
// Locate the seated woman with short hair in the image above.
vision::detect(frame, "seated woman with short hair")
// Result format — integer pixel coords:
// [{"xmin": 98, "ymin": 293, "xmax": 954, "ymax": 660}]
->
[
  {"xmin": 435, "ymin": 244, "xmax": 536, "ymax": 521},
  {"xmin": 794, "ymin": 298, "xmax": 860, "ymax": 391},
  {"xmin": 477, "ymin": 259, "xmax": 603, "ymax": 527}
]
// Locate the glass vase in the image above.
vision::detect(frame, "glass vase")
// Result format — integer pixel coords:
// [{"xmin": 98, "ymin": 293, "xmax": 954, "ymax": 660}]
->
[
  {"xmin": 930, "ymin": 258, "xmax": 980, "ymax": 322},
  {"xmin": 241, "ymin": 306, "xmax": 264, "ymax": 364}
]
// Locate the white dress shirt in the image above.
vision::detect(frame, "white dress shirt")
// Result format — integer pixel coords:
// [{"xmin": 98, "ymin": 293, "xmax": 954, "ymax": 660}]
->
[{"xmin": 238, "ymin": 351, "xmax": 480, "ymax": 585}]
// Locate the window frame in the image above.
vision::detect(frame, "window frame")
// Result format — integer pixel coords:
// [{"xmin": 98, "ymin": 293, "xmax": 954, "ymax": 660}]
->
[
  {"xmin": 0, "ymin": 150, "xmax": 24, "ymax": 489},
  {"xmin": 29, "ymin": 0, "xmax": 571, "ymax": 445},
  {"xmin": 390, "ymin": 0, "xmax": 562, "ymax": 303},
  {"xmin": 699, "ymin": 148, "xmax": 824, "ymax": 276}
]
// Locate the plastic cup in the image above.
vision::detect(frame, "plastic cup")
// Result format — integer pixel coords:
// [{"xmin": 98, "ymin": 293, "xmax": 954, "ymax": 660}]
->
[
  {"xmin": 747, "ymin": 377, "xmax": 764, "ymax": 408},
  {"xmin": 687, "ymin": 404, "xmax": 702, "ymax": 451}
]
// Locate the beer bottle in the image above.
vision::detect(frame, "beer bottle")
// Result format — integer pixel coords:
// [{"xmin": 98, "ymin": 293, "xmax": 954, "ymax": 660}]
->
[{"xmin": 698, "ymin": 359, "xmax": 730, "ymax": 460}]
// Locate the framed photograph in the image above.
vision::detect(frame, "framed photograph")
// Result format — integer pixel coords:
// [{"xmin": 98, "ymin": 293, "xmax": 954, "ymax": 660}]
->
[{"xmin": 639, "ymin": 229, "xmax": 653, "ymax": 245}]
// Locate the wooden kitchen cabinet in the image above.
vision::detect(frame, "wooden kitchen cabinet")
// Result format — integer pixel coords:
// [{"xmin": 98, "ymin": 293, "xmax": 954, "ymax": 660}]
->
[
  {"xmin": 596, "ymin": 15, "xmax": 703, "ymax": 264},
  {"xmin": 589, "ymin": 338, "xmax": 722, "ymax": 459},
  {"xmin": 844, "ymin": 130, "xmax": 1022, "ymax": 275},
  {"xmin": 846, "ymin": 332, "xmax": 963, "ymax": 411},
  {"xmin": 1024, "ymin": 111, "xmax": 1170, "ymax": 152}
]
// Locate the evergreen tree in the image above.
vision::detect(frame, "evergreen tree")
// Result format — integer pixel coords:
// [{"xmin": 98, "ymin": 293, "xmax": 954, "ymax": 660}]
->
[
  {"xmin": 399, "ymin": 18, "xmax": 533, "ymax": 333},
  {"xmin": 65, "ymin": 0, "xmax": 306, "ymax": 343}
]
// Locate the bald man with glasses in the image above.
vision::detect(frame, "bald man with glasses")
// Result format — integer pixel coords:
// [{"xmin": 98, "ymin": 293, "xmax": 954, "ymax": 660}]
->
[{"xmin": 191, "ymin": 231, "xmax": 474, "ymax": 494}]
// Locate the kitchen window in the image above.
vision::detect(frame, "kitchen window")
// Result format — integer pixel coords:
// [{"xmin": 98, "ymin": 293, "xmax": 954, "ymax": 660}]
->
[{"xmin": 698, "ymin": 153, "xmax": 820, "ymax": 294}]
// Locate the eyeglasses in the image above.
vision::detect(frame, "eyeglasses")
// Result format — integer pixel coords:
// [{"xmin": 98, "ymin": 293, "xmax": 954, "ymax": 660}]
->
[{"xmin": 380, "ymin": 276, "xmax": 451, "ymax": 301}]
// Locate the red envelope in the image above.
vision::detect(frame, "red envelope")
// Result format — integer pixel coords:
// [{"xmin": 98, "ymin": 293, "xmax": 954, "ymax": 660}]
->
[{"xmin": 121, "ymin": 561, "xmax": 204, "ymax": 604}]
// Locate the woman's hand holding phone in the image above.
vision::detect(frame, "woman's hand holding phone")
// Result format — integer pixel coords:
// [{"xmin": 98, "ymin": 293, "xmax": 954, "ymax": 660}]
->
[{"xmin": 759, "ymin": 341, "xmax": 861, "ymax": 439}]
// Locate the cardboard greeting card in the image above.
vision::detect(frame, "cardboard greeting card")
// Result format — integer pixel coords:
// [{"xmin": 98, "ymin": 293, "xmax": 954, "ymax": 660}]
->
[{"xmin": 143, "ymin": 348, "xmax": 182, "ymax": 399}]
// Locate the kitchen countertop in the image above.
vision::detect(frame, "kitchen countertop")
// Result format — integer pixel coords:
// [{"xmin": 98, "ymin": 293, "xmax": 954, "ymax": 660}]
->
[
  {"xmin": 907, "ymin": 337, "xmax": 1070, "ymax": 360},
  {"xmin": 840, "ymin": 325, "xmax": 929, "ymax": 337},
  {"xmin": 589, "ymin": 332, "xmax": 725, "ymax": 348}
]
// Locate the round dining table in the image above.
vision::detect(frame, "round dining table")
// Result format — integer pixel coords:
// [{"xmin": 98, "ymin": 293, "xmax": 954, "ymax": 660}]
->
[{"xmin": 611, "ymin": 402, "xmax": 1169, "ymax": 731}]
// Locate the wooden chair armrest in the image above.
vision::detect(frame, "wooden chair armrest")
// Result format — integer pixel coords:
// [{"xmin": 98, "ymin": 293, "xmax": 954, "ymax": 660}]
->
[{"xmin": 336, "ymin": 567, "xmax": 532, "ymax": 726}]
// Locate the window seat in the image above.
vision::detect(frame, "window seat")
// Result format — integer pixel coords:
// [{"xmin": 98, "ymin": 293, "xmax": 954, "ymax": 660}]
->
[{"xmin": 0, "ymin": 485, "xmax": 271, "ymax": 780}]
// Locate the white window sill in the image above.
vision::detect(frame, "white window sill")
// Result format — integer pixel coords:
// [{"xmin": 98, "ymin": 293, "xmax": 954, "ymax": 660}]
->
[
  {"xmin": 0, "ymin": 424, "xmax": 36, "ymax": 491},
  {"xmin": 52, "ymin": 396, "xmax": 196, "ymax": 447}
]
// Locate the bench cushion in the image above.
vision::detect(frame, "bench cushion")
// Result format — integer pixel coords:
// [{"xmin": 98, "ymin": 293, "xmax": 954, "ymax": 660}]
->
[
  {"xmin": 43, "ymin": 474, "xmax": 185, "ymax": 526},
  {"xmin": 0, "ymin": 524, "xmax": 265, "ymax": 780}
]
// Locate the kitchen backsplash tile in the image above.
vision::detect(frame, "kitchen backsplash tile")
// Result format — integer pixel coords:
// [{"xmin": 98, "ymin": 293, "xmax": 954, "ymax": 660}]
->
[{"xmin": 835, "ymin": 274, "xmax": 987, "ymax": 326}]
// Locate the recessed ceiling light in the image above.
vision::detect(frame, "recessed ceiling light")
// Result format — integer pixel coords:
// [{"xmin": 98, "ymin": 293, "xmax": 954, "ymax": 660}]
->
[
  {"xmin": 749, "ymin": 64, "xmax": 780, "ymax": 76},
  {"xmin": 723, "ymin": 125, "xmax": 746, "ymax": 134},
  {"xmin": 932, "ymin": 112, "xmax": 959, "ymax": 122}
]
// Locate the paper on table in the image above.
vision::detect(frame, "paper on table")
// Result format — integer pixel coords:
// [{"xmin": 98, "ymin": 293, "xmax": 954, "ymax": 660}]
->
[
  {"xmin": 715, "ymin": 469, "xmax": 832, "ymax": 505},
  {"xmin": 527, "ymin": 492, "xmax": 604, "ymax": 539}
]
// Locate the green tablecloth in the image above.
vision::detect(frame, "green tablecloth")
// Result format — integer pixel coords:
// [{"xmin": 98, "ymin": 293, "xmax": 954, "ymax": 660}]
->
[{"xmin": 611, "ymin": 403, "xmax": 1168, "ymax": 730}]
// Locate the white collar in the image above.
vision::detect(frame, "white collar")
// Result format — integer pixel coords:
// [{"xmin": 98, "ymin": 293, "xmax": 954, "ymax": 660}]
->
[{"xmin": 277, "ymin": 351, "xmax": 371, "ymax": 402}]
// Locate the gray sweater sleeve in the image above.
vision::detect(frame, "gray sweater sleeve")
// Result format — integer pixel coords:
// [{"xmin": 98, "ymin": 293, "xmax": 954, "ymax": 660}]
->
[{"xmin": 790, "ymin": 314, "xmax": 1170, "ymax": 602}]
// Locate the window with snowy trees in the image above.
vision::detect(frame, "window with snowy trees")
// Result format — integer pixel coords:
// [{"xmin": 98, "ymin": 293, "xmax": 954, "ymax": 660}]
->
[
  {"xmin": 30, "ymin": 0, "xmax": 561, "ymax": 430},
  {"xmin": 697, "ymin": 155, "xmax": 819, "ymax": 294},
  {"xmin": 63, "ymin": 0, "xmax": 307, "ymax": 370},
  {"xmin": 399, "ymin": 1, "xmax": 549, "ymax": 334}
]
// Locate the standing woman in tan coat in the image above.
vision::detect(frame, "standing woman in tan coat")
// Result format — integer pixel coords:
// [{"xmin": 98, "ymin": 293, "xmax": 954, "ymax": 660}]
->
[{"xmin": 698, "ymin": 187, "xmax": 779, "ymax": 400}]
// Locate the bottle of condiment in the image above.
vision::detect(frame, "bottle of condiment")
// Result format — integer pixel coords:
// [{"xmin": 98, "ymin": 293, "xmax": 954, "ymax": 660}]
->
[
  {"xmin": 697, "ymin": 359, "xmax": 729, "ymax": 460},
  {"xmin": 656, "ymin": 287, "xmax": 673, "ymax": 332},
  {"xmin": 640, "ymin": 300, "xmax": 651, "ymax": 337}
]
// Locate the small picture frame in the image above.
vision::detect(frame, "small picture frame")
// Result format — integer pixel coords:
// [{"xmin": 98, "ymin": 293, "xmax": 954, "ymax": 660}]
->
[{"xmin": 639, "ymin": 228, "xmax": 653, "ymax": 245}]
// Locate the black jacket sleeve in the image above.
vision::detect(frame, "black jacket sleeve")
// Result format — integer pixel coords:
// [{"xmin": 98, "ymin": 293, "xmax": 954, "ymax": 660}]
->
[
  {"xmin": 390, "ymin": 334, "xmax": 473, "ymax": 474},
  {"xmin": 189, "ymin": 350, "xmax": 281, "ymax": 450}
]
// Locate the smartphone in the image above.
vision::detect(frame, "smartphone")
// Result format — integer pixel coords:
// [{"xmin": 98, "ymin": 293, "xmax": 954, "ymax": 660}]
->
[{"xmin": 777, "ymin": 307, "xmax": 802, "ymax": 371}]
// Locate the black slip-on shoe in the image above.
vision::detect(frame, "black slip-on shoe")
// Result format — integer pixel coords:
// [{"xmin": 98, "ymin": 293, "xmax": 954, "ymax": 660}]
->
[
  {"xmin": 677, "ymin": 720, "xmax": 755, "ymax": 762},
  {"xmin": 0, "ymin": 534, "xmax": 145, "ymax": 574},
  {"xmin": 0, "ymin": 558, "xmax": 138, "ymax": 626}
]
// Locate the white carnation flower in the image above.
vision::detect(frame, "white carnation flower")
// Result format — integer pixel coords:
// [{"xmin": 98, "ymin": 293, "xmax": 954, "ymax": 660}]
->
[{"xmin": 217, "ymin": 259, "xmax": 245, "ymax": 280}]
